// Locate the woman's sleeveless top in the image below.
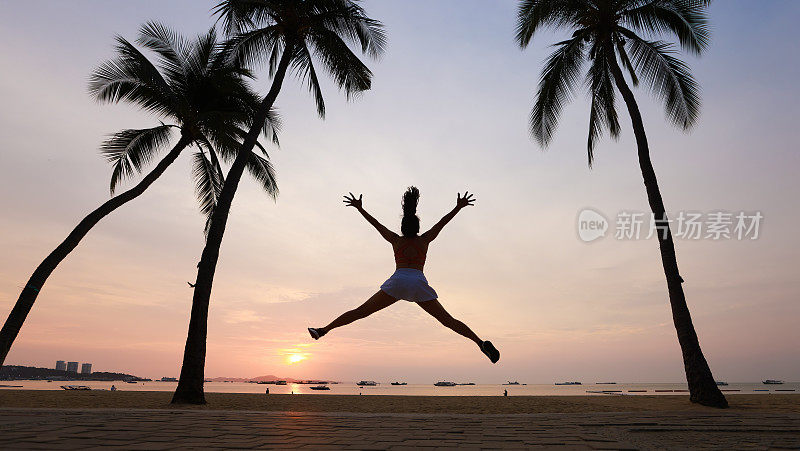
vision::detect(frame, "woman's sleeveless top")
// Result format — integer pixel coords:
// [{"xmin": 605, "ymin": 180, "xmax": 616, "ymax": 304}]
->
[{"xmin": 394, "ymin": 238, "xmax": 427, "ymax": 268}]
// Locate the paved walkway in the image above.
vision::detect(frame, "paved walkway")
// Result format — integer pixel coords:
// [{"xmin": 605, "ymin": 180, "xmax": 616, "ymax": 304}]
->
[{"xmin": 1, "ymin": 408, "xmax": 799, "ymax": 449}]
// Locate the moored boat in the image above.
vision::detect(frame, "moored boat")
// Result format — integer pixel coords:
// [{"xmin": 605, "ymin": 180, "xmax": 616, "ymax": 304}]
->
[
  {"xmin": 555, "ymin": 381, "xmax": 582, "ymax": 385},
  {"xmin": 434, "ymin": 381, "xmax": 456, "ymax": 386},
  {"xmin": 763, "ymin": 379, "xmax": 784, "ymax": 385},
  {"xmin": 309, "ymin": 385, "xmax": 330, "ymax": 390},
  {"xmin": 390, "ymin": 382, "xmax": 407, "ymax": 385},
  {"xmin": 357, "ymin": 380, "xmax": 378, "ymax": 386},
  {"xmin": 60, "ymin": 385, "xmax": 91, "ymax": 390}
]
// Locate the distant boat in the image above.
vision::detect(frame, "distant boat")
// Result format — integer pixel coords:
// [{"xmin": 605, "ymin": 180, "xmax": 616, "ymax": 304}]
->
[
  {"xmin": 586, "ymin": 390, "xmax": 623, "ymax": 395},
  {"xmin": 390, "ymin": 382, "xmax": 407, "ymax": 385},
  {"xmin": 60, "ymin": 385, "xmax": 91, "ymax": 390},
  {"xmin": 256, "ymin": 381, "xmax": 270, "ymax": 384},
  {"xmin": 763, "ymin": 380, "xmax": 784, "ymax": 385},
  {"xmin": 309, "ymin": 385, "xmax": 330, "ymax": 390},
  {"xmin": 357, "ymin": 380, "xmax": 378, "ymax": 386},
  {"xmin": 596, "ymin": 382, "xmax": 617, "ymax": 385},
  {"xmin": 457, "ymin": 382, "xmax": 476, "ymax": 385},
  {"xmin": 275, "ymin": 380, "xmax": 287, "ymax": 385},
  {"xmin": 716, "ymin": 381, "xmax": 729, "ymax": 386},
  {"xmin": 125, "ymin": 380, "xmax": 138, "ymax": 384},
  {"xmin": 434, "ymin": 381, "xmax": 456, "ymax": 387},
  {"xmin": 160, "ymin": 377, "xmax": 177, "ymax": 382},
  {"xmin": 555, "ymin": 381, "xmax": 582, "ymax": 385},
  {"xmin": 503, "ymin": 381, "xmax": 520, "ymax": 385}
]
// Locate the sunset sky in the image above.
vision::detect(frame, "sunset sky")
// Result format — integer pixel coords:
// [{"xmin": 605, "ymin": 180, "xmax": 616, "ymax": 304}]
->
[{"xmin": 1, "ymin": 1, "xmax": 798, "ymax": 383}]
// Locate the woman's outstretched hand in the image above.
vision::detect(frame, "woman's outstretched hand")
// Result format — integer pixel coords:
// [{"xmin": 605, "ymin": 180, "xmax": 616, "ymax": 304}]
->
[
  {"xmin": 343, "ymin": 192, "xmax": 363, "ymax": 209},
  {"xmin": 456, "ymin": 191, "xmax": 476, "ymax": 209}
]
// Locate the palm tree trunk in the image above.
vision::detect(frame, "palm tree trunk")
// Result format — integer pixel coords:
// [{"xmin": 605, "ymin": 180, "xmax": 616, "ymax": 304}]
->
[
  {"xmin": 171, "ymin": 43, "xmax": 296, "ymax": 405},
  {"xmin": 0, "ymin": 135, "xmax": 192, "ymax": 367},
  {"xmin": 607, "ymin": 57, "xmax": 727, "ymax": 408}
]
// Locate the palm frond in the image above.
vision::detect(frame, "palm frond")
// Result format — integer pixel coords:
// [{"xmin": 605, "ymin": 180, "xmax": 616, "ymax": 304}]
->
[
  {"xmin": 88, "ymin": 36, "xmax": 176, "ymax": 116},
  {"xmin": 293, "ymin": 45, "xmax": 326, "ymax": 117},
  {"xmin": 621, "ymin": 30, "xmax": 700, "ymax": 129},
  {"xmin": 186, "ymin": 28, "xmax": 219, "ymax": 77},
  {"xmin": 223, "ymin": 25, "xmax": 284, "ymax": 71},
  {"xmin": 137, "ymin": 22, "xmax": 190, "ymax": 91},
  {"xmin": 516, "ymin": 0, "xmax": 589, "ymax": 48},
  {"xmin": 586, "ymin": 54, "xmax": 620, "ymax": 165},
  {"xmin": 100, "ymin": 125, "xmax": 174, "ymax": 194},
  {"xmin": 307, "ymin": 26, "xmax": 372, "ymax": 97},
  {"xmin": 213, "ymin": 0, "xmax": 270, "ymax": 36},
  {"xmin": 309, "ymin": 0, "xmax": 387, "ymax": 58},
  {"xmin": 246, "ymin": 152, "xmax": 279, "ymax": 200},
  {"xmin": 530, "ymin": 35, "xmax": 586, "ymax": 146},
  {"xmin": 192, "ymin": 150, "xmax": 223, "ymax": 223},
  {"xmin": 620, "ymin": 0, "xmax": 710, "ymax": 55}
]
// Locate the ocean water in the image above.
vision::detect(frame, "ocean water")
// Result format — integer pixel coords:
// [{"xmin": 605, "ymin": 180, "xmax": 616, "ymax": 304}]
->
[{"xmin": 2, "ymin": 380, "xmax": 797, "ymax": 396}]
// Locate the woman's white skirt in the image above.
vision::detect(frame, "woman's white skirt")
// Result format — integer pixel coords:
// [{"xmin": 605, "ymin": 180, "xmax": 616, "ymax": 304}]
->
[{"xmin": 380, "ymin": 268, "xmax": 438, "ymax": 303}]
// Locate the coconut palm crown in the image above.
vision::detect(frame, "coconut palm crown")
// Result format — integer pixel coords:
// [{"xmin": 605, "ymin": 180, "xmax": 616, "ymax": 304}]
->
[
  {"xmin": 214, "ymin": 0, "xmax": 387, "ymax": 118},
  {"xmin": 89, "ymin": 21, "xmax": 280, "ymax": 225},
  {"xmin": 516, "ymin": 0, "xmax": 708, "ymax": 164}
]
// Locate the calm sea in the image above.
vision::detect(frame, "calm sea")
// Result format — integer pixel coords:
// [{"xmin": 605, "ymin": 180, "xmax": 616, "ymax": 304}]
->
[{"xmin": 1, "ymin": 381, "xmax": 797, "ymax": 396}]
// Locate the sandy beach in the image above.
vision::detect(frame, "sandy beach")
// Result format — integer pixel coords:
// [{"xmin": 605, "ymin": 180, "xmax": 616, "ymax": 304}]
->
[{"xmin": 1, "ymin": 390, "xmax": 798, "ymax": 414}]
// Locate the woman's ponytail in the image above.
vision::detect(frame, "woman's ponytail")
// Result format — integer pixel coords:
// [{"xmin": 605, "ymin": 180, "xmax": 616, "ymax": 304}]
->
[{"xmin": 401, "ymin": 186, "xmax": 420, "ymax": 237}]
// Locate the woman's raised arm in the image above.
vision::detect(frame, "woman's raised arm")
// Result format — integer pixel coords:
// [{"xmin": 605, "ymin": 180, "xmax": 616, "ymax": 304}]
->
[
  {"xmin": 422, "ymin": 192, "xmax": 475, "ymax": 242},
  {"xmin": 344, "ymin": 192, "xmax": 399, "ymax": 243}
]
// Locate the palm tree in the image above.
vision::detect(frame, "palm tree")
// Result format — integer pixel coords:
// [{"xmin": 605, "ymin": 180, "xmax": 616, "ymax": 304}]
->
[
  {"xmin": 516, "ymin": 0, "xmax": 726, "ymax": 407},
  {"xmin": 171, "ymin": 0, "xmax": 386, "ymax": 404},
  {"xmin": 0, "ymin": 22, "xmax": 279, "ymax": 367}
]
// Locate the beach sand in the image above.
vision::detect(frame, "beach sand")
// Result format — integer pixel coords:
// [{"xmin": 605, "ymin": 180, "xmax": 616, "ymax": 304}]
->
[{"xmin": 1, "ymin": 390, "xmax": 798, "ymax": 414}]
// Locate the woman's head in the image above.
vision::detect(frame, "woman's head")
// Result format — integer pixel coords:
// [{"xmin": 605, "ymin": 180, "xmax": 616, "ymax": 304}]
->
[{"xmin": 401, "ymin": 186, "xmax": 420, "ymax": 237}]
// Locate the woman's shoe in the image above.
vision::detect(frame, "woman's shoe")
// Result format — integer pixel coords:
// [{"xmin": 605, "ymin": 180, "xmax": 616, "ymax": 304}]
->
[
  {"xmin": 481, "ymin": 340, "xmax": 500, "ymax": 363},
  {"xmin": 308, "ymin": 328, "xmax": 323, "ymax": 340}
]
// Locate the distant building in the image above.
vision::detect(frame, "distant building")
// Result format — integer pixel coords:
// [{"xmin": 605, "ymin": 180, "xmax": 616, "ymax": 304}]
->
[
  {"xmin": 80, "ymin": 363, "xmax": 92, "ymax": 374},
  {"xmin": 55, "ymin": 360, "xmax": 66, "ymax": 371},
  {"xmin": 66, "ymin": 361, "xmax": 79, "ymax": 373}
]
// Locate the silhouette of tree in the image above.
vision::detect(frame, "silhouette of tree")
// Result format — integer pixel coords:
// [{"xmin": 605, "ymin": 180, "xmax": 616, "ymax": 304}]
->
[
  {"xmin": 0, "ymin": 23, "xmax": 279, "ymax": 366},
  {"xmin": 171, "ymin": 0, "xmax": 386, "ymax": 404},
  {"xmin": 516, "ymin": 0, "xmax": 726, "ymax": 407}
]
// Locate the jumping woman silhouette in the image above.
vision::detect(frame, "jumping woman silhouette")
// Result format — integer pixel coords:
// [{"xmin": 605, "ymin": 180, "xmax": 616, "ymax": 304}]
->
[{"xmin": 308, "ymin": 187, "xmax": 500, "ymax": 363}]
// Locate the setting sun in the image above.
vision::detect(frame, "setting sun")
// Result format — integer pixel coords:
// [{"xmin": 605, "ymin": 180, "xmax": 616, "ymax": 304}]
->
[{"xmin": 286, "ymin": 354, "xmax": 307, "ymax": 364}]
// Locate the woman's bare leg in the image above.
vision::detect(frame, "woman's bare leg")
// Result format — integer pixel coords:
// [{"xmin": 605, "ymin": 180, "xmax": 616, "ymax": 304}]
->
[
  {"xmin": 317, "ymin": 290, "xmax": 398, "ymax": 336},
  {"xmin": 417, "ymin": 299, "xmax": 482, "ymax": 346}
]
